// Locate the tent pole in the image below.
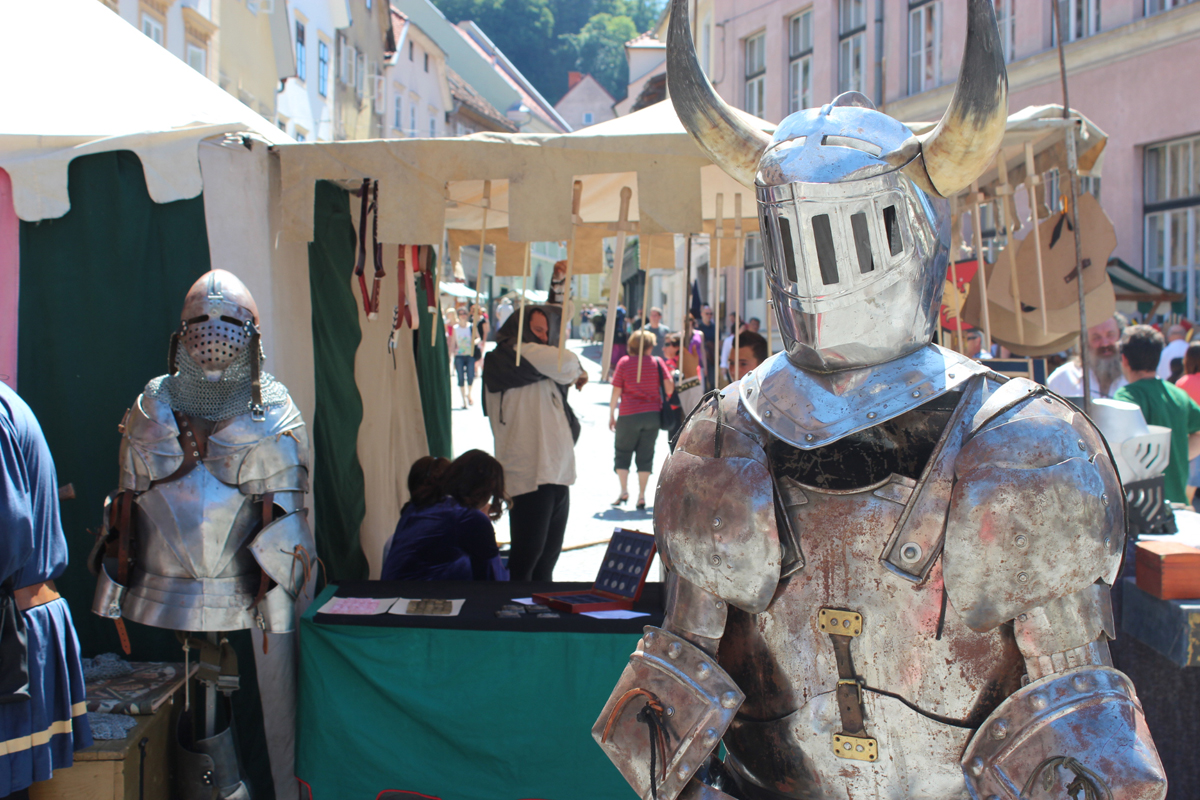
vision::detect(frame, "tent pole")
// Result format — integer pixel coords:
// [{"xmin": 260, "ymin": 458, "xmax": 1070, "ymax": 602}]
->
[
  {"xmin": 733, "ymin": 194, "xmax": 743, "ymax": 379},
  {"xmin": 602, "ymin": 188, "xmax": 633, "ymax": 382},
  {"xmin": 970, "ymin": 182, "xmax": 993, "ymax": 355},
  {"xmin": 516, "ymin": 242, "xmax": 531, "ymax": 366},
  {"xmin": 1024, "ymin": 141, "xmax": 1049, "ymax": 332},
  {"xmin": 995, "ymin": 149, "xmax": 1024, "ymax": 344},
  {"xmin": 948, "ymin": 195, "xmax": 965, "ymax": 355},
  {"xmin": 557, "ymin": 180, "xmax": 584, "ymax": 369},
  {"xmin": 473, "ymin": 180, "xmax": 491, "ymax": 328},
  {"xmin": 713, "ymin": 193, "xmax": 724, "ymax": 389}
]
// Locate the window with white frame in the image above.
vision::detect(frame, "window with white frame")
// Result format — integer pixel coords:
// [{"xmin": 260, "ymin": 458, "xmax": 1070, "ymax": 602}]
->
[
  {"xmin": 744, "ymin": 32, "xmax": 766, "ymax": 118},
  {"xmin": 295, "ymin": 129, "xmax": 307, "ymax": 142},
  {"xmin": 908, "ymin": 2, "xmax": 941, "ymax": 95},
  {"xmin": 355, "ymin": 50, "xmax": 365, "ymax": 97},
  {"xmin": 994, "ymin": 0, "xmax": 1016, "ymax": 62},
  {"xmin": 186, "ymin": 43, "xmax": 206, "ymax": 75},
  {"xmin": 1053, "ymin": 0, "xmax": 1100, "ymax": 43},
  {"xmin": 394, "ymin": 93, "xmax": 402, "ymax": 130},
  {"xmin": 789, "ymin": 9, "xmax": 813, "ymax": 113},
  {"xmin": 838, "ymin": 0, "xmax": 867, "ymax": 94},
  {"xmin": 318, "ymin": 40, "xmax": 329, "ymax": 96},
  {"xmin": 337, "ymin": 34, "xmax": 350, "ymax": 84},
  {"xmin": 141, "ymin": 13, "xmax": 164, "ymax": 46},
  {"xmin": 1145, "ymin": 135, "xmax": 1200, "ymax": 318},
  {"xmin": 409, "ymin": 105, "xmax": 417, "ymax": 137},
  {"xmin": 583, "ymin": 112, "xmax": 594, "ymax": 125},
  {"xmin": 295, "ymin": 22, "xmax": 306, "ymax": 82},
  {"xmin": 430, "ymin": 116, "xmax": 437, "ymax": 137},
  {"xmin": 1146, "ymin": 0, "xmax": 1192, "ymax": 14}
]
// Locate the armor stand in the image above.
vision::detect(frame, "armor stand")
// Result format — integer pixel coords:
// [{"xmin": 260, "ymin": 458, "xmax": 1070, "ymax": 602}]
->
[{"xmin": 177, "ymin": 632, "xmax": 251, "ymax": 800}]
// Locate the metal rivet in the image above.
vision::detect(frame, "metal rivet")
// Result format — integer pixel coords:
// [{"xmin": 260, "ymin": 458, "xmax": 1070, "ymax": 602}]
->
[
  {"xmin": 948, "ymin": 373, "xmax": 956, "ymax": 379},
  {"xmin": 697, "ymin": 663, "xmax": 712, "ymax": 679},
  {"xmin": 1029, "ymin": 692, "xmax": 1048, "ymax": 710},
  {"xmin": 665, "ymin": 706, "xmax": 675, "ymax": 716},
  {"xmin": 192, "ymin": 451, "xmax": 200, "ymax": 457},
  {"xmin": 715, "ymin": 600, "xmax": 725, "ymax": 609},
  {"xmin": 856, "ymin": 744, "xmax": 864, "ymax": 752},
  {"xmin": 900, "ymin": 543, "xmax": 922, "ymax": 564},
  {"xmin": 1014, "ymin": 534, "xmax": 1028, "ymax": 549},
  {"xmin": 186, "ymin": 431, "xmax": 193, "ymax": 437},
  {"xmin": 711, "ymin": 555, "xmax": 721, "ymax": 566},
  {"xmin": 712, "ymin": 517, "xmax": 722, "ymax": 528},
  {"xmin": 912, "ymin": 390, "xmax": 921, "ymax": 398},
  {"xmin": 763, "ymin": 410, "xmax": 772, "ymax": 418},
  {"xmin": 843, "ymin": 742, "xmax": 852, "ymax": 750},
  {"xmin": 720, "ymin": 691, "xmax": 739, "ymax": 709},
  {"xmin": 747, "ymin": 387, "xmax": 753, "ymax": 394},
  {"xmin": 842, "ymin": 619, "xmax": 851, "ymax": 628},
  {"xmin": 867, "ymin": 411, "xmax": 877, "ymax": 419},
  {"xmin": 1078, "ymin": 439, "xmax": 1086, "ymax": 450},
  {"xmin": 1104, "ymin": 537, "xmax": 1111, "ymax": 547},
  {"xmin": 644, "ymin": 631, "xmax": 656, "ymax": 645},
  {"xmin": 1016, "ymin": 572, "xmax": 1029, "ymax": 584},
  {"xmin": 667, "ymin": 642, "xmax": 682, "ymax": 659},
  {"xmin": 701, "ymin": 728, "xmax": 719, "ymax": 747},
  {"xmin": 1018, "ymin": 613, "xmax": 1027, "ymax": 622},
  {"xmin": 969, "ymin": 757, "xmax": 985, "ymax": 776},
  {"xmin": 1101, "ymin": 493, "xmax": 1108, "ymax": 505},
  {"xmin": 677, "ymin": 764, "xmax": 690, "ymax": 779},
  {"xmin": 805, "ymin": 433, "xmax": 814, "ymax": 441},
  {"xmin": 1073, "ymin": 675, "xmax": 1091, "ymax": 692},
  {"xmin": 991, "ymin": 720, "xmax": 1008, "ymax": 740}
]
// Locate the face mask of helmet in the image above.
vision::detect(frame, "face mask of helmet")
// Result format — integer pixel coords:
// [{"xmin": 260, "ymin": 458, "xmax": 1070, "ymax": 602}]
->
[
  {"xmin": 666, "ymin": 0, "xmax": 1007, "ymax": 373},
  {"xmin": 177, "ymin": 270, "xmax": 260, "ymax": 382}
]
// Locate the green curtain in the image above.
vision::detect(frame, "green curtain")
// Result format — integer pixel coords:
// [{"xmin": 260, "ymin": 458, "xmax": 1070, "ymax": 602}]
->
[
  {"xmin": 412, "ymin": 248, "xmax": 452, "ymax": 458},
  {"xmin": 307, "ymin": 181, "xmax": 369, "ymax": 581},
  {"xmin": 18, "ymin": 150, "xmax": 274, "ymax": 798}
]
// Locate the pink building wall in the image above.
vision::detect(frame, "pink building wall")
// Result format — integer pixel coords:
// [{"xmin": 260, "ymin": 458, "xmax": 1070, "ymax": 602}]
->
[
  {"xmin": 706, "ymin": 0, "xmax": 1200, "ymax": 286},
  {"xmin": 0, "ymin": 169, "xmax": 17, "ymax": 390}
]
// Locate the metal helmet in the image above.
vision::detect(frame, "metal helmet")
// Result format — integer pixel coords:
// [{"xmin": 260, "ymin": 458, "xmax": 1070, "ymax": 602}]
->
[
  {"xmin": 177, "ymin": 270, "xmax": 260, "ymax": 382},
  {"xmin": 668, "ymin": 0, "xmax": 1008, "ymax": 372}
]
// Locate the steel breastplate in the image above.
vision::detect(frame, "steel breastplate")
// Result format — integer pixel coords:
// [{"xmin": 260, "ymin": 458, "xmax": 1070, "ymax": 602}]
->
[
  {"xmin": 717, "ymin": 473, "xmax": 1023, "ymax": 800},
  {"xmin": 122, "ymin": 463, "xmax": 261, "ymax": 632}
]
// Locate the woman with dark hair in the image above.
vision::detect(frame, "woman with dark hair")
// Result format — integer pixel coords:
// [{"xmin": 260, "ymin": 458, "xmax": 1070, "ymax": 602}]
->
[
  {"xmin": 380, "ymin": 456, "xmax": 449, "ymax": 564},
  {"xmin": 380, "ymin": 450, "xmax": 510, "ymax": 581}
]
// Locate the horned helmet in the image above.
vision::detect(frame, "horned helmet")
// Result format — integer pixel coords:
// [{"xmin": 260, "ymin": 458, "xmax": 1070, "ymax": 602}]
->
[{"xmin": 668, "ymin": 0, "xmax": 1008, "ymax": 372}]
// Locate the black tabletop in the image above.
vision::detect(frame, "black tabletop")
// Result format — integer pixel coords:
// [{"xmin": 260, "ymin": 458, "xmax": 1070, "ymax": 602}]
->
[{"xmin": 312, "ymin": 580, "xmax": 665, "ymax": 634}]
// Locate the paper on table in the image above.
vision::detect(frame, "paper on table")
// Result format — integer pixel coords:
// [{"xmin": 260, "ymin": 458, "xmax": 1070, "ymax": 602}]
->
[
  {"xmin": 511, "ymin": 597, "xmax": 535, "ymax": 605},
  {"xmin": 318, "ymin": 596, "xmax": 397, "ymax": 615},
  {"xmin": 389, "ymin": 598, "xmax": 467, "ymax": 617},
  {"xmin": 581, "ymin": 610, "xmax": 651, "ymax": 620}
]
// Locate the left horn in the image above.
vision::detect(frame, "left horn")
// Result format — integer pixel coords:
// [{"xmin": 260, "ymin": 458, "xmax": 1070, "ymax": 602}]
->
[
  {"xmin": 919, "ymin": 0, "xmax": 1009, "ymax": 197},
  {"xmin": 667, "ymin": 0, "xmax": 771, "ymax": 189}
]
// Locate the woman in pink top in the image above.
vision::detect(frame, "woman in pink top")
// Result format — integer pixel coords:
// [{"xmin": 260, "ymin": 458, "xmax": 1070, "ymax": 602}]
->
[{"xmin": 608, "ymin": 329, "xmax": 674, "ymax": 509}]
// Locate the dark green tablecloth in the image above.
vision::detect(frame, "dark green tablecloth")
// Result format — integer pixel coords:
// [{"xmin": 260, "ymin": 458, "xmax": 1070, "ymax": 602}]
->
[{"xmin": 297, "ymin": 581, "xmax": 662, "ymax": 800}]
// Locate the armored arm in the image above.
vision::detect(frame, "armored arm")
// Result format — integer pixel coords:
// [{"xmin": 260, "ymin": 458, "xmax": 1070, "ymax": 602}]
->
[
  {"xmin": 593, "ymin": 391, "xmax": 779, "ymax": 800},
  {"xmin": 945, "ymin": 380, "xmax": 1166, "ymax": 800}
]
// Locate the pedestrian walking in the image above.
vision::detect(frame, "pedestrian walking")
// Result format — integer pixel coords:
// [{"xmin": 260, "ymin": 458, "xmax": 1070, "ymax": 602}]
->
[
  {"xmin": 611, "ymin": 305, "xmax": 628, "ymax": 372},
  {"xmin": 452, "ymin": 308, "xmax": 479, "ymax": 409},
  {"xmin": 482, "ymin": 307, "xmax": 587, "ymax": 581},
  {"xmin": 608, "ymin": 330, "xmax": 673, "ymax": 510}
]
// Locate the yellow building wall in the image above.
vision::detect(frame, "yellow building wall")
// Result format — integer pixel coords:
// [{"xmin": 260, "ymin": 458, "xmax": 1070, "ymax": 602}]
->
[
  {"xmin": 335, "ymin": 0, "xmax": 391, "ymax": 140},
  {"xmin": 217, "ymin": 0, "xmax": 280, "ymax": 120}
]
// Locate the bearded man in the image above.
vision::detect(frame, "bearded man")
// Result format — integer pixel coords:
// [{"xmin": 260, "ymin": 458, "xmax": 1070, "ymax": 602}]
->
[{"xmin": 1047, "ymin": 312, "xmax": 1129, "ymax": 398}]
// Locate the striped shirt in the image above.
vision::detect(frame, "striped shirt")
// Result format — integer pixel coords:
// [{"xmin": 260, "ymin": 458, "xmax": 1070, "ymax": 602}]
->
[{"xmin": 613, "ymin": 355, "xmax": 667, "ymax": 416}]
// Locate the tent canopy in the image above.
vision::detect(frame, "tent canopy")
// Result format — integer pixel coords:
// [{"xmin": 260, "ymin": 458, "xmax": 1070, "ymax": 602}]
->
[
  {"xmin": 1108, "ymin": 258, "xmax": 1185, "ymax": 317},
  {"xmin": 0, "ymin": 0, "xmax": 292, "ymax": 223}
]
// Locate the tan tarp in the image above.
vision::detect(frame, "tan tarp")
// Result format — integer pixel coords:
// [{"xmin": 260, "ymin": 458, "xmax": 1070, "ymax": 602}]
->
[{"xmin": 639, "ymin": 233, "xmax": 677, "ymax": 272}]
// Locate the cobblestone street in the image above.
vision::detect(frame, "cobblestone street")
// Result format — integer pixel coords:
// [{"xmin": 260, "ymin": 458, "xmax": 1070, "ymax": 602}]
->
[{"xmin": 450, "ymin": 338, "xmax": 668, "ymax": 582}]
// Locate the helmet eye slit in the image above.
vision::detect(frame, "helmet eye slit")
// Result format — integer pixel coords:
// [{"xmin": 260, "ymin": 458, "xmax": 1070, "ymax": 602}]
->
[
  {"xmin": 883, "ymin": 205, "xmax": 902, "ymax": 256},
  {"xmin": 811, "ymin": 214, "xmax": 839, "ymax": 286},
  {"xmin": 778, "ymin": 216, "xmax": 800, "ymax": 284},
  {"xmin": 850, "ymin": 212, "xmax": 875, "ymax": 274}
]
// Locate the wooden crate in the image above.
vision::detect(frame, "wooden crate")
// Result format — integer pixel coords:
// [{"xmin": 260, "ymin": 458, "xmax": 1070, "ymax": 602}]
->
[
  {"xmin": 1136, "ymin": 540, "xmax": 1200, "ymax": 600},
  {"xmin": 30, "ymin": 695, "xmax": 177, "ymax": 800}
]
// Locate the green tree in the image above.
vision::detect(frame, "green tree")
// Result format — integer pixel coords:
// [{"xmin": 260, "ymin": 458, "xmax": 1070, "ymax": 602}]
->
[{"xmin": 560, "ymin": 12, "xmax": 639, "ymax": 101}]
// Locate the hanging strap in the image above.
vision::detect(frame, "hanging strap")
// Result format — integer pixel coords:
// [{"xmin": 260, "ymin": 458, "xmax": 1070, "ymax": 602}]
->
[
  {"xmin": 354, "ymin": 178, "xmax": 371, "ymax": 315},
  {"xmin": 247, "ymin": 323, "xmax": 264, "ymax": 420},
  {"xmin": 110, "ymin": 490, "xmax": 135, "ymax": 655},
  {"xmin": 819, "ymin": 608, "xmax": 878, "ymax": 762},
  {"xmin": 369, "ymin": 180, "xmax": 384, "ymax": 320}
]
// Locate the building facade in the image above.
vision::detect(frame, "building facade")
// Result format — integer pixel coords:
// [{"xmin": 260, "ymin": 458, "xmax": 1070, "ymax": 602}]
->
[
  {"xmin": 385, "ymin": 8, "xmax": 453, "ymax": 139},
  {"xmin": 99, "ymin": 0, "xmax": 220, "ymax": 86},
  {"xmin": 554, "ymin": 72, "xmax": 617, "ymax": 130},
  {"xmin": 699, "ymin": 0, "xmax": 1200, "ymax": 319},
  {"xmin": 330, "ymin": 0, "xmax": 394, "ymax": 140},
  {"xmin": 277, "ymin": 0, "xmax": 350, "ymax": 141}
]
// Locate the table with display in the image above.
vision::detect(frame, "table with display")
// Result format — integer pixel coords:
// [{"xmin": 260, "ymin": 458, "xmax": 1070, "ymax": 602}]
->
[{"xmin": 296, "ymin": 579, "xmax": 663, "ymax": 800}]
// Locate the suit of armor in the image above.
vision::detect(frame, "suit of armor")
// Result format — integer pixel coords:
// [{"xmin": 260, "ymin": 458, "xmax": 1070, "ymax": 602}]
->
[
  {"xmin": 592, "ymin": 2, "xmax": 1166, "ymax": 799},
  {"xmin": 90, "ymin": 270, "xmax": 313, "ymax": 800}
]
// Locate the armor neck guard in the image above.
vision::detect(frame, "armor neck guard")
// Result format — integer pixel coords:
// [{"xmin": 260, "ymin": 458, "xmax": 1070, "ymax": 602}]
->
[{"xmin": 739, "ymin": 344, "xmax": 989, "ymax": 450}]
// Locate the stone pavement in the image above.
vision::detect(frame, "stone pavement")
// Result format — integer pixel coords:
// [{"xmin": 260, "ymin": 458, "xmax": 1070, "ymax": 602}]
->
[{"xmin": 450, "ymin": 339, "xmax": 668, "ymax": 582}]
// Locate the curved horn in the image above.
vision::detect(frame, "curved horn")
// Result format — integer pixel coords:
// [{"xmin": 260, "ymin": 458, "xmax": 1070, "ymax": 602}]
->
[
  {"xmin": 667, "ymin": 0, "xmax": 771, "ymax": 190},
  {"xmin": 919, "ymin": 0, "xmax": 1009, "ymax": 198}
]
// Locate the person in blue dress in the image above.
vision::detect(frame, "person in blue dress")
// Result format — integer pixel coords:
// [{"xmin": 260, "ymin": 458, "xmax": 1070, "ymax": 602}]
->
[
  {"xmin": 381, "ymin": 450, "xmax": 510, "ymax": 582},
  {"xmin": 0, "ymin": 382, "xmax": 91, "ymax": 799}
]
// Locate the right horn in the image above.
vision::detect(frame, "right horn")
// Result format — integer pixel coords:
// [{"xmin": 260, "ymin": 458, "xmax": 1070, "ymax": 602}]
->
[
  {"xmin": 919, "ymin": 0, "xmax": 1009, "ymax": 198},
  {"xmin": 667, "ymin": 0, "xmax": 771, "ymax": 190}
]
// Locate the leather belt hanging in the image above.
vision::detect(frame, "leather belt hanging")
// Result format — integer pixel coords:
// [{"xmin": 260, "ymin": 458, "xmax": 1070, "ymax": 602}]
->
[{"xmin": 818, "ymin": 608, "xmax": 877, "ymax": 763}]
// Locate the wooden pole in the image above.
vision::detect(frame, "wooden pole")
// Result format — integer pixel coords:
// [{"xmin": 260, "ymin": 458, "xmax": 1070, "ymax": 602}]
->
[
  {"xmin": 601, "ymin": 188, "xmax": 634, "ymax": 382},
  {"xmin": 515, "ymin": 242, "xmax": 531, "ymax": 366},
  {"xmin": 557, "ymin": 180, "xmax": 584, "ymax": 369},
  {"xmin": 733, "ymin": 194, "xmax": 743, "ymax": 379},
  {"xmin": 1024, "ymin": 141, "xmax": 1049, "ymax": 332},
  {"xmin": 472, "ymin": 180, "xmax": 491, "ymax": 327},
  {"xmin": 970, "ymin": 182, "xmax": 993, "ymax": 354},
  {"xmin": 713, "ymin": 193, "xmax": 724, "ymax": 388},
  {"xmin": 995, "ymin": 149, "xmax": 1024, "ymax": 343},
  {"xmin": 948, "ymin": 195, "xmax": 965, "ymax": 355}
]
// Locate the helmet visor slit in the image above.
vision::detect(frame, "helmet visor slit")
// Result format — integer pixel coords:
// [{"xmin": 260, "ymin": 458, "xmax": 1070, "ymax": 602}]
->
[
  {"xmin": 850, "ymin": 212, "xmax": 875, "ymax": 274},
  {"xmin": 778, "ymin": 216, "xmax": 800, "ymax": 283},
  {"xmin": 811, "ymin": 214, "xmax": 839, "ymax": 286}
]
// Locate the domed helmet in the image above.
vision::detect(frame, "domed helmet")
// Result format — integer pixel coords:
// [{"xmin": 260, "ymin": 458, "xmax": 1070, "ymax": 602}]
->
[
  {"xmin": 668, "ymin": 0, "xmax": 1008, "ymax": 372},
  {"xmin": 176, "ymin": 269, "xmax": 260, "ymax": 381}
]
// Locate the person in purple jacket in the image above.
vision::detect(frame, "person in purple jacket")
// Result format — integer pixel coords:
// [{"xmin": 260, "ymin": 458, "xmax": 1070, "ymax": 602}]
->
[{"xmin": 380, "ymin": 450, "xmax": 510, "ymax": 582}]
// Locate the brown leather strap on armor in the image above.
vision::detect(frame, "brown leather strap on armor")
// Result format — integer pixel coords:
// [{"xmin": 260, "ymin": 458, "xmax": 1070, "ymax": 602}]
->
[
  {"xmin": 251, "ymin": 493, "xmax": 277, "ymax": 654},
  {"xmin": 152, "ymin": 412, "xmax": 209, "ymax": 487},
  {"xmin": 830, "ymin": 636, "xmax": 866, "ymax": 735},
  {"xmin": 111, "ymin": 491, "xmax": 135, "ymax": 655},
  {"xmin": 15, "ymin": 580, "xmax": 59, "ymax": 611},
  {"xmin": 819, "ymin": 608, "xmax": 878, "ymax": 762}
]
